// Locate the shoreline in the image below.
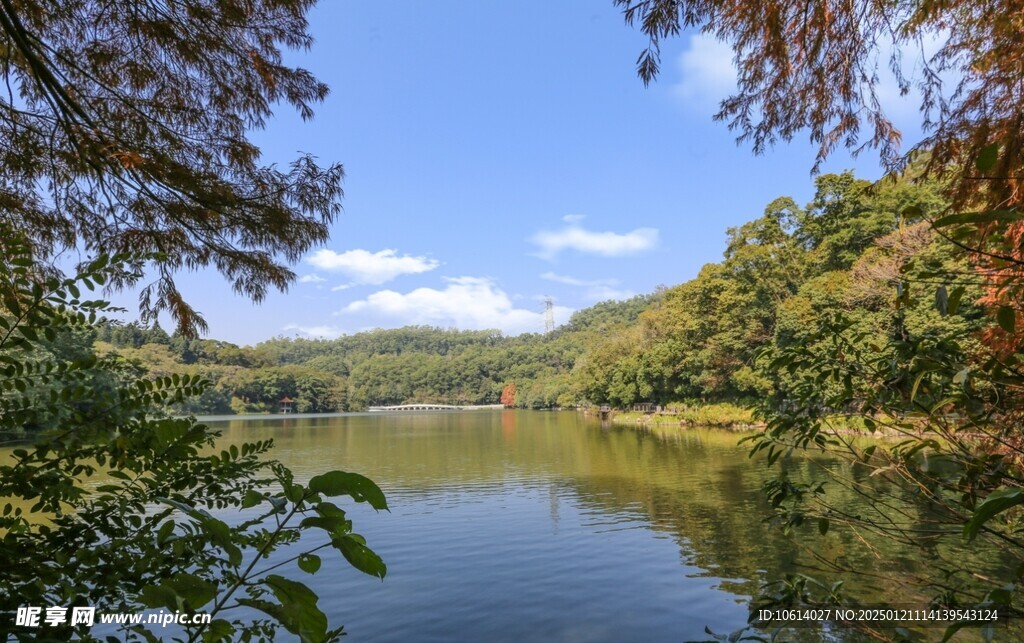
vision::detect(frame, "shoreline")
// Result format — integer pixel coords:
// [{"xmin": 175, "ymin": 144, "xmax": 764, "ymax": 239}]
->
[{"xmin": 581, "ymin": 405, "xmax": 763, "ymax": 431}]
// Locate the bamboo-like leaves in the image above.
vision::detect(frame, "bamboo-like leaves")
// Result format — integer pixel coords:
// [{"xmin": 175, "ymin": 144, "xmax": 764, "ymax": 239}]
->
[{"xmin": 964, "ymin": 489, "xmax": 1024, "ymax": 542}]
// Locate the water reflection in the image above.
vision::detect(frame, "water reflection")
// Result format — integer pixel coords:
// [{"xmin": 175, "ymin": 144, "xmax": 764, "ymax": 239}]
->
[
  {"xmin": 7, "ymin": 411, "xmax": 1004, "ymax": 641},
  {"xmin": 201, "ymin": 411, "xmax": 860, "ymax": 641}
]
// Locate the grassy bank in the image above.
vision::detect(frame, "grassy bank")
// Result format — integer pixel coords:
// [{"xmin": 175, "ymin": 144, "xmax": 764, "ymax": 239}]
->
[{"xmin": 605, "ymin": 403, "xmax": 760, "ymax": 429}]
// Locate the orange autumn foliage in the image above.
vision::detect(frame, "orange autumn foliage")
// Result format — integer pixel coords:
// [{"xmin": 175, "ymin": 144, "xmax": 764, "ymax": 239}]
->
[{"xmin": 500, "ymin": 383, "xmax": 516, "ymax": 408}]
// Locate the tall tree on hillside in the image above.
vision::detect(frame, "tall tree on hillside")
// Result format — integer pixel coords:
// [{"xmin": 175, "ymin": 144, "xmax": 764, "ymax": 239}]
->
[
  {"xmin": 0, "ymin": 0, "xmax": 342, "ymax": 334},
  {"xmin": 615, "ymin": 2, "xmax": 1024, "ymax": 634},
  {"xmin": 616, "ymin": 0, "xmax": 1024, "ymax": 345}
]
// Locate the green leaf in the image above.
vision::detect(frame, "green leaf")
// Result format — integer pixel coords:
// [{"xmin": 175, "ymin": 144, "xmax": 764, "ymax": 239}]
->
[
  {"xmin": 200, "ymin": 516, "xmax": 243, "ymax": 567},
  {"xmin": 153, "ymin": 419, "xmax": 189, "ymax": 446},
  {"xmin": 201, "ymin": 619, "xmax": 235, "ymax": 642},
  {"xmin": 316, "ymin": 501, "xmax": 347, "ymax": 519},
  {"xmin": 910, "ymin": 370, "xmax": 927, "ymax": 402},
  {"xmin": 933, "ymin": 210, "xmax": 1024, "ymax": 228},
  {"xmin": 235, "ymin": 598, "xmax": 292, "ymax": 635},
  {"xmin": 241, "ymin": 490, "xmax": 263, "ymax": 509},
  {"xmin": 156, "ymin": 520, "xmax": 175, "ymax": 545},
  {"xmin": 140, "ymin": 584, "xmax": 178, "ymax": 611},
  {"xmin": 964, "ymin": 488, "xmax": 1024, "ymax": 542},
  {"xmin": 140, "ymin": 573, "xmax": 218, "ymax": 610},
  {"xmin": 947, "ymin": 286, "xmax": 965, "ymax": 315},
  {"xmin": 818, "ymin": 518, "xmax": 829, "ymax": 536},
  {"xmin": 976, "ymin": 143, "xmax": 999, "ymax": 173},
  {"xmin": 333, "ymin": 534, "xmax": 387, "ymax": 579},
  {"xmin": 984, "ymin": 586, "xmax": 1013, "ymax": 606},
  {"xmin": 156, "ymin": 496, "xmax": 206, "ymax": 520},
  {"xmin": 263, "ymin": 575, "xmax": 329, "ymax": 643},
  {"xmin": 285, "ymin": 483, "xmax": 306, "ymax": 503},
  {"xmin": 308, "ymin": 471, "xmax": 388, "ymax": 510},
  {"xmin": 298, "ymin": 553, "xmax": 322, "ymax": 574},
  {"xmin": 997, "ymin": 306, "xmax": 1016, "ymax": 334},
  {"xmin": 298, "ymin": 514, "xmax": 351, "ymax": 536}
]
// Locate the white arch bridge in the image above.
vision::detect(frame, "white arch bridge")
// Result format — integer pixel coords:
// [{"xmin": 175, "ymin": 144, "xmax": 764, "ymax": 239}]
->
[{"xmin": 367, "ymin": 404, "xmax": 504, "ymax": 412}]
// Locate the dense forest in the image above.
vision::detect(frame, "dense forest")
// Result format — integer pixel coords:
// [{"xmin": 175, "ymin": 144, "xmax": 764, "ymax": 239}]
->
[
  {"xmin": 91, "ymin": 293, "xmax": 656, "ymax": 414},
  {"xmin": 84, "ymin": 169, "xmax": 981, "ymax": 420}
]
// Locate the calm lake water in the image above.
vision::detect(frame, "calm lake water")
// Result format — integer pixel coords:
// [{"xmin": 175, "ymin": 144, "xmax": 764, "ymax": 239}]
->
[
  {"xmin": 199, "ymin": 410, "xmax": 893, "ymax": 642},
  {"xmin": 9, "ymin": 410, "xmax": 1013, "ymax": 641}
]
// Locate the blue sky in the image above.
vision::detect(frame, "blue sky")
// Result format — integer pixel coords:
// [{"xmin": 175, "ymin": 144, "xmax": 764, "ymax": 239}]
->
[{"xmin": 145, "ymin": 1, "xmax": 927, "ymax": 346}]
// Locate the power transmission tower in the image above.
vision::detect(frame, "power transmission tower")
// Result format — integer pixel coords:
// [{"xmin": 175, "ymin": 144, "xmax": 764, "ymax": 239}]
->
[{"xmin": 544, "ymin": 297, "xmax": 555, "ymax": 334}]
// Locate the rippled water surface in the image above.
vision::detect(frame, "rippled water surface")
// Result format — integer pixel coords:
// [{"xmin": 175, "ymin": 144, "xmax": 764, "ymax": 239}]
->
[
  {"xmin": 204, "ymin": 411, "xmax": 802, "ymax": 642},
  {"xmin": 9, "ymin": 410, "xmax": 1018, "ymax": 641}
]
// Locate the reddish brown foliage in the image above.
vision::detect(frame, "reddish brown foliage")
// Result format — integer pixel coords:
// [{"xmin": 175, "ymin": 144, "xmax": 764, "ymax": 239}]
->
[{"xmin": 500, "ymin": 383, "xmax": 516, "ymax": 408}]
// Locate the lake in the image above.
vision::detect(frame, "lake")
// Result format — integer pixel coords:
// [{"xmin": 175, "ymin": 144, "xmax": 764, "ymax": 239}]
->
[{"xmin": 200, "ymin": 410, "xmax": 906, "ymax": 642}]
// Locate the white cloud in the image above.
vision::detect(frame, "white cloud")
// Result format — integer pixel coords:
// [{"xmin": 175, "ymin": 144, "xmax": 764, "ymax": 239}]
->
[
  {"xmin": 306, "ymin": 248, "xmax": 439, "ymax": 285},
  {"xmin": 540, "ymin": 272, "xmax": 618, "ymax": 288},
  {"xmin": 540, "ymin": 272, "xmax": 635, "ymax": 302},
  {"xmin": 298, "ymin": 274, "xmax": 325, "ymax": 284},
  {"xmin": 670, "ymin": 31, "xmax": 953, "ymax": 136},
  {"xmin": 530, "ymin": 222, "xmax": 658, "ymax": 259},
  {"xmin": 283, "ymin": 324, "xmax": 345, "ymax": 339},
  {"xmin": 339, "ymin": 277, "xmax": 574, "ymax": 335},
  {"xmin": 672, "ymin": 34, "xmax": 736, "ymax": 106}
]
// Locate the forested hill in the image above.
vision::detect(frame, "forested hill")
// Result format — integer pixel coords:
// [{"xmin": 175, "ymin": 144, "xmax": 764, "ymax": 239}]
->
[
  {"xmin": 94, "ymin": 293, "xmax": 658, "ymax": 414},
  {"xmin": 94, "ymin": 170, "xmax": 982, "ymax": 416}
]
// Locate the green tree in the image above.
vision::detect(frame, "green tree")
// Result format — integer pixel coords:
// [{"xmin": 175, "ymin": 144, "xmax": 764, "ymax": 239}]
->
[
  {"xmin": 1, "ymin": 241, "xmax": 386, "ymax": 641},
  {"xmin": 615, "ymin": 5, "xmax": 1024, "ymax": 634},
  {"xmin": 0, "ymin": 0, "xmax": 342, "ymax": 334},
  {"xmin": 0, "ymin": 2, "xmax": 391, "ymax": 639}
]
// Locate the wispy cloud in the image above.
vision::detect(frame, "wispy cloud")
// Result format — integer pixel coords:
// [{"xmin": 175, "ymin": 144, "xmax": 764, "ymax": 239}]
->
[
  {"xmin": 540, "ymin": 272, "xmax": 634, "ymax": 301},
  {"xmin": 283, "ymin": 324, "xmax": 345, "ymax": 339},
  {"xmin": 298, "ymin": 274, "xmax": 326, "ymax": 284},
  {"xmin": 671, "ymin": 31, "xmax": 948, "ymax": 135},
  {"xmin": 306, "ymin": 248, "xmax": 439, "ymax": 286},
  {"xmin": 671, "ymin": 34, "xmax": 736, "ymax": 107},
  {"xmin": 530, "ymin": 218, "xmax": 658, "ymax": 259},
  {"xmin": 540, "ymin": 272, "xmax": 618, "ymax": 287},
  {"xmin": 338, "ymin": 277, "xmax": 574, "ymax": 335}
]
